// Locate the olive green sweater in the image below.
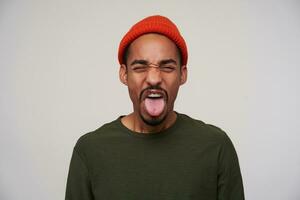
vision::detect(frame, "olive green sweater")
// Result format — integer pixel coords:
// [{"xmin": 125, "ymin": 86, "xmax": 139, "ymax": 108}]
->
[{"xmin": 66, "ymin": 113, "xmax": 244, "ymax": 200}]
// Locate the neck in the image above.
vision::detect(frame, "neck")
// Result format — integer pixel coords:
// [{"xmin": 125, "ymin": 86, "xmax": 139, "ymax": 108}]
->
[{"xmin": 121, "ymin": 111, "xmax": 177, "ymax": 134}]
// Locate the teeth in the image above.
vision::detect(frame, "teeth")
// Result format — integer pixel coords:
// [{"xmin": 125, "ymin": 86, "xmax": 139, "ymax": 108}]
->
[{"xmin": 148, "ymin": 93, "xmax": 162, "ymax": 98}]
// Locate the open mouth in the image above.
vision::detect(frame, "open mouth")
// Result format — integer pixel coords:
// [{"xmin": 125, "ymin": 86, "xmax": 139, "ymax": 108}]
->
[{"xmin": 142, "ymin": 90, "xmax": 166, "ymax": 117}]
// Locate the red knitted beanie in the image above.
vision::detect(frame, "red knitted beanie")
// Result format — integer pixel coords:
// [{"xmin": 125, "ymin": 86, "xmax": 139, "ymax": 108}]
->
[{"xmin": 118, "ymin": 15, "xmax": 188, "ymax": 65}]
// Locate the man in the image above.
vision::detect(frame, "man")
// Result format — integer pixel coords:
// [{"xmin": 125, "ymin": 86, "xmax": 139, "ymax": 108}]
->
[{"xmin": 65, "ymin": 15, "xmax": 244, "ymax": 200}]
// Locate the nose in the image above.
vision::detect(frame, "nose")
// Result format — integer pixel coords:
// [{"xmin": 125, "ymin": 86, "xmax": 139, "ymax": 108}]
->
[{"xmin": 146, "ymin": 65, "xmax": 162, "ymax": 86}]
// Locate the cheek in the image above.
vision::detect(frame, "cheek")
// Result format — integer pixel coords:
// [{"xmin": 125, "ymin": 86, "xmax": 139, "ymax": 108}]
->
[
  {"xmin": 127, "ymin": 83, "xmax": 143, "ymax": 103},
  {"xmin": 127, "ymin": 75, "xmax": 145, "ymax": 94},
  {"xmin": 128, "ymin": 86, "xmax": 138, "ymax": 102},
  {"xmin": 166, "ymin": 83, "xmax": 181, "ymax": 102},
  {"xmin": 169, "ymin": 86, "xmax": 180, "ymax": 99}
]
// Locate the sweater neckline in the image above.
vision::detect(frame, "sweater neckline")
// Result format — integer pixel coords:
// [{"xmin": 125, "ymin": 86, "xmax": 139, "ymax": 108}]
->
[{"xmin": 116, "ymin": 112, "xmax": 182, "ymax": 139}]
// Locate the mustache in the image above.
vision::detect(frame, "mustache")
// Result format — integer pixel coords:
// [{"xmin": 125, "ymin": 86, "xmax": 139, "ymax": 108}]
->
[{"xmin": 139, "ymin": 86, "xmax": 168, "ymax": 101}]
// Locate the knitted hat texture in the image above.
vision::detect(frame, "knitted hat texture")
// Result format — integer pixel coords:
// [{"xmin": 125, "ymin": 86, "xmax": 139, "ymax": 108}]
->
[{"xmin": 118, "ymin": 15, "xmax": 188, "ymax": 65}]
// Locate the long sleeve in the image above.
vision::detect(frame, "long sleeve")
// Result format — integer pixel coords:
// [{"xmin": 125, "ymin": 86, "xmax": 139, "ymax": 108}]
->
[
  {"xmin": 217, "ymin": 133, "xmax": 245, "ymax": 200},
  {"xmin": 65, "ymin": 148, "xmax": 94, "ymax": 200}
]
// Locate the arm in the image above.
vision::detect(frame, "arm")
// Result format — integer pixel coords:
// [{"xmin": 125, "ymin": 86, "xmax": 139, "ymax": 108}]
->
[
  {"xmin": 65, "ymin": 148, "xmax": 94, "ymax": 200},
  {"xmin": 217, "ymin": 133, "xmax": 245, "ymax": 200}
]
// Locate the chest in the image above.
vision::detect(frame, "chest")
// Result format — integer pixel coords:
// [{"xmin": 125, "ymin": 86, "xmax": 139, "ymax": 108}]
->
[{"xmin": 88, "ymin": 138, "xmax": 220, "ymax": 199}]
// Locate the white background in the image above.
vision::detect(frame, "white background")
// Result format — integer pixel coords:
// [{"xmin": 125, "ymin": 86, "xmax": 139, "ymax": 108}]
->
[{"xmin": 1, "ymin": 0, "xmax": 299, "ymax": 199}]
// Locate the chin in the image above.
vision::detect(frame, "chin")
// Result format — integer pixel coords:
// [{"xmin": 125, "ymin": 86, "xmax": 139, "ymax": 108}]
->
[{"xmin": 139, "ymin": 109, "xmax": 169, "ymax": 126}]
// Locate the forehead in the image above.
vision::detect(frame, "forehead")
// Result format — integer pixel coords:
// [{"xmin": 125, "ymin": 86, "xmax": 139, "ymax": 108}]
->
[{"xmin": 127, "ymin": 33, "xmax": 179, "ymax": 62}]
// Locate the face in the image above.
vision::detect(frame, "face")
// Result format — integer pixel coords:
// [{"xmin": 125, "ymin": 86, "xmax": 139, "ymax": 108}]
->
[{"xmin": 119, "ymin": 34, "xmax": 187, "ymax": 126}]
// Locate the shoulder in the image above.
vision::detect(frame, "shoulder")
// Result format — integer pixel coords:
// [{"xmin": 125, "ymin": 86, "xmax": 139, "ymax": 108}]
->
[
  {"xmin": 180, "ymin": 113, "xmax": 237, "ymax": 154},
  {"xmin": 74, "ymin": 118, "xmax": 120, "ymax": 153},
  {"xmin": 178, "ymin": 113, "xmax": 231, "ymax": 144}
]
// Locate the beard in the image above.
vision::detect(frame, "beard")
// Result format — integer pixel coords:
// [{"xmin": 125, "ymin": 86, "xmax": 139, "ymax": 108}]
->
[
  {"xmin": 139, "ymin": 108, "xmax": 168, "ymax": 126},
  {"xmin": 138, "ymin": 86, "xmax": 169, "ymax": 126}
]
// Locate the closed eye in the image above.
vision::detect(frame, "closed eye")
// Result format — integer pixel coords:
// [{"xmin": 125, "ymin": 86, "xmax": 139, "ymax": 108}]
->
[
  {"xmin": 160, "ymin": 65, "xmax": 176, "ymax": 72},
  {"xmin": 132, "ymin": 65, "xmax": 148, "ymax": 73}
]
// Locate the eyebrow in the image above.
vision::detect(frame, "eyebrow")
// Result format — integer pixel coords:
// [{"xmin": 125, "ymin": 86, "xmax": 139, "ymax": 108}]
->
[
  {"xmin": 130, "ymin": 59, "xmax": 148, "ymax": 66},
  {"xmin": 159, "ymin": 59, "xmax": 177, "ymax": 65},
  {"xmin": 130, "ymin": 59, "xmax": 177, "ymax": 66}
]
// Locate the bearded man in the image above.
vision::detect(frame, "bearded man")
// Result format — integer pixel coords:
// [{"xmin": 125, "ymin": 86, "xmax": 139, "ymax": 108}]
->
[{"xmin": 65, "ymin": 15, "xmax": 245, "ymax": 200}]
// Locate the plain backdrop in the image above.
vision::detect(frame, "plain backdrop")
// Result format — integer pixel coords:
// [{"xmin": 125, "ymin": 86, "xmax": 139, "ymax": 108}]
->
[{"xmin": 1, "ymin": 0, "xmax": 300, "ymax": 199}]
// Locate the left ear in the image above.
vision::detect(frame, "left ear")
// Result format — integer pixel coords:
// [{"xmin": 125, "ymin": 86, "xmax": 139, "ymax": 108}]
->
[{"xmin": 180, "ymin": 65, "xmax": 187, "ymax": 85}]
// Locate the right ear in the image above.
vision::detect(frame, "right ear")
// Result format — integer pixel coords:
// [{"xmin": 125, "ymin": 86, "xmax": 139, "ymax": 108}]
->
[{"xmin": 119, "ymin": 64, "xmax": 128, "ymax": 85}]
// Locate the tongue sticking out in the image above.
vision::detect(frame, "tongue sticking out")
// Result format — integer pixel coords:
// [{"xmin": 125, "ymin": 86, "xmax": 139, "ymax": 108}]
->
[{"xmin": 144, "ymin": 98, "xmax": 165, "ymax": 117}]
